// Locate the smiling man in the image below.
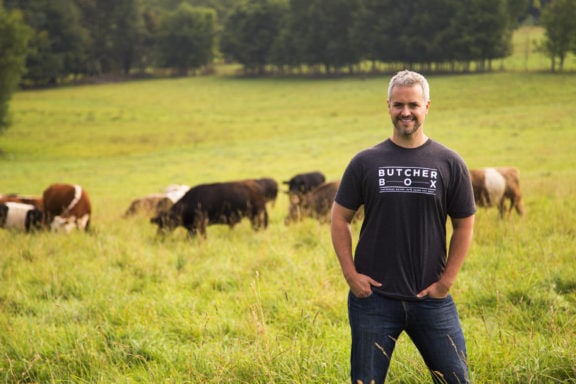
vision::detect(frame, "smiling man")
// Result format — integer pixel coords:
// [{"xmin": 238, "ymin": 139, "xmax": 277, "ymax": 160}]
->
[{"xmin": 331, "ymin": 70, "xmax": 476, "ymax": 384}]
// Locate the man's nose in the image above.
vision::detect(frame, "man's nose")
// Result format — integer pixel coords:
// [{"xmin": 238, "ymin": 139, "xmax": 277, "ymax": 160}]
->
[{"xmin": 400, "ymin": 106, "xmax": 411, "ymax": 115}]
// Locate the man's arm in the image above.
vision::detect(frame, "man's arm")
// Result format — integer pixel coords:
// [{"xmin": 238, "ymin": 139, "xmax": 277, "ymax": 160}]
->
[
  {"xmin": 417, "ymin": 214, "xmax": 475, "ymax": 298},
  {"xmin": 331, "ymin": 202, "xmax": 381, "ymax": 298}
]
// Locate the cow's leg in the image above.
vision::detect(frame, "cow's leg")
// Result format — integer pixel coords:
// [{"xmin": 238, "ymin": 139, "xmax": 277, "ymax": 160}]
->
[
  {"xmin": 253, "ymin": 209, "xmax": 268, "ymax": 230},
  {"xmin": 512, "ymin": 195, "xmax": 524, "ymax": 216},
  {"xmin": 498, "ymin": 198, "xmax": 507, "ymax": 218},
  {"xmin": 77, "ymin": 214, "xmax": 90, "ymax": 231},
  {"xmin": 197, "ymin": 216, "xmax": 208, "ymax": 238}
]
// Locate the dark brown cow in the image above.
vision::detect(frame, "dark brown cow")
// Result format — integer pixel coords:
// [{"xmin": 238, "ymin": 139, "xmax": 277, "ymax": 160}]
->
[
  {"xmin": 252, "ymin": 177, "xmax": 278, "ymax": 206},
  {"xmin": 43, "ymin": 183, "xmax": 92, "ymax": 232},
  {"xmin": 151, "ymin": 180, "xmax": 268, "ymax": 238},
  {"xmin": 285, "ymin": 180, "xmax": 340, "ymax": 224},
  {"xmin": 123, "ymin": 194, "xmax": 174, "ymax": 218},
  {"xmin": 0, "ymin": 194, "xmax": 43, "ymax": 210},
  {"xmin": 470, "ymin": 167, "xmax": 524, "ymax": 217},
  {"xmin": 283, "ymin": 171, "xmax": 326, "ymax": 194}
]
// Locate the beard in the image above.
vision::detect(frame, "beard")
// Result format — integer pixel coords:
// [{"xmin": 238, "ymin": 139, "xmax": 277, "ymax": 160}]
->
[{"xmin": 393, "ymin": 116, "xmax": 422, "ymax": 136}]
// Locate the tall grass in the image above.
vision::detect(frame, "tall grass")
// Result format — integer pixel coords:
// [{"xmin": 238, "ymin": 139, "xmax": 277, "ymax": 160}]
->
[{"xmin": 1, "ymin": 45, "xmax": 576, "ymax": 383}]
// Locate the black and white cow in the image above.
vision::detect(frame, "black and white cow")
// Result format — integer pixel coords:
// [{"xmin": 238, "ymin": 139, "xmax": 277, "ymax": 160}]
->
[{"xmin": 0, "ymin": 202, "xmax": 43, "ymax": 232}]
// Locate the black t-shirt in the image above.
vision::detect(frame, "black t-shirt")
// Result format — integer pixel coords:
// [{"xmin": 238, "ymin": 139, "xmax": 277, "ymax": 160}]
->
[{"xmin": 335, "ymin": 139, "xmax": 476, "ymax": 300}]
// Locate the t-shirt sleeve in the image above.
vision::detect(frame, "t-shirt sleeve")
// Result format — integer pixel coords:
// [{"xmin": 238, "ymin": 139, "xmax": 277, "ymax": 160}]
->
[
  {"xmin": 447, "ymin": 158, "xmax": 477, "ymax": 218},
  {"xmin": 335, "ymin": 155, "xmax": 364, "ymax": 211}
]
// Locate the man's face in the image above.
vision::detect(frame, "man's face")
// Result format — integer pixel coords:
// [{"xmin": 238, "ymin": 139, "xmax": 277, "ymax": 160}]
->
[{"xmin": 387, "ymin": 85, "xmax": 430, "ymax": 137}]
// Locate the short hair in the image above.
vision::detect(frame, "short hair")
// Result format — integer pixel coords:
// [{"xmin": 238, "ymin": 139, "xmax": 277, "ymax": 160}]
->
[{"xmin": 387, "ymin": 70, "xmax": 430, "ymax": 102}]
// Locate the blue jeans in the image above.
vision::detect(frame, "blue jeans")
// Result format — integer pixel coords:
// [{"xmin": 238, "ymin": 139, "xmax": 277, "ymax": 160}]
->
[{"xmin": 348, "ymin": 292, "xmax": 469, "ymax": 384}]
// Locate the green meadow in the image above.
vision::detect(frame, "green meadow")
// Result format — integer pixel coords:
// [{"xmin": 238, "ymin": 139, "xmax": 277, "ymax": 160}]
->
[{"xmin": 1, "ymin": 29, "xmax": 576, "ymax": 383}]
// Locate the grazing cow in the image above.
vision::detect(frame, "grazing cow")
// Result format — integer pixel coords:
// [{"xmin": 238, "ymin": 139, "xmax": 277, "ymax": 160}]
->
[
  {"xmin": 123, "ymin": 194, "xmax": 174, "ymax": 218},
  {"xmin": 0, "ymin": 202, "xmax": 43, "ymax": 232},
  {"xmin": 151, "ymin": 180, "xmax": 268, "ymax": 238},
  {"xmin": 163, "ymin": 184, "xmax": 190, "ymax": 203},
  {"xmin": 253, "ymin": 177, "xmax": 279, "ymax": 206},
  {"xmin": 43, "ymin": 183, "xmax": 92, "ymax": 233},
  {"xmin": 470, "ymin": 167, "xmax": 524, "ymax": 217},
  {"xmin": 285, "ymin": 180, "xmax": 339, "ymax": 224},
  {"xmin": 283, "ymin": 171, "xmax": 326, "ymax": 194},
  {"xmin": 0, "ymin": 194, "xmax": 44, "ymax": 210},
  {"xmin": 285, "ymin": 180, "xmax": 364, "ymax": 224}
]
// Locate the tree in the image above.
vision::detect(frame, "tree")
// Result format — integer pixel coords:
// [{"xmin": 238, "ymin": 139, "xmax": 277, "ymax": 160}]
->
[
  {"xmin": 538, "ymin": 0, "xmax": 576, "ymax": 72},
  {"xmin": 155, "ymin": 3, "xmax": 217, "ymax": 75},
  {"xmin": 467, "ymin": 0, "xmax": 513, "ymax": 71},
  {"xmin": 0, "ymin": 3, "xmax": 32, "ymax": 132},
  {"xmin": 288, "ymin": 0, "xmax": 362, "ymax": 74},
  {"xmin": 5, "ymin": 0, "xmax": 89, "ymax": 86},
  {"xmin": 221, "ymin": 0, "xmax": 288, "ymax": 74},
  {"xmin": 75, "ymin": 0, "xmax": 145, "ymax": 75},
  {"xmin": 399, "ymin": 0, "xmax": 461, "ymax": 69}
]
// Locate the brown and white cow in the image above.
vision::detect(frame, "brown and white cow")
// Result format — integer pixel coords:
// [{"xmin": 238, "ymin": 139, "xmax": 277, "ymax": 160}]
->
[
  {"xmin": 151, "ymin": 180, "xmax": 268, "ymax": 238},
  {"xmin": 0, "ymin": 202, "xmax": 43, "ymax": 232},
  {"xmin": 43, "ymin": 183, "xmax": 92, "ymax": 232},
  {"xmin": 470, "ymin": 167, "xmax": 524, "ymax": 217},
  {"xmin": 123, "ymin": 184, "xmax": 189, "ymax": 218},
  {"xmin": 163, "ymin": 184, "xmax": 190, "ymax": 203},
  {"xmin": 123, "ymin": 194, "xmax": 174, "ymax": 218}
]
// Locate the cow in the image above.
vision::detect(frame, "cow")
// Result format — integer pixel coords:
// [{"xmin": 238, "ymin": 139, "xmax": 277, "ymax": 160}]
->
[
  {"xmin": 42, "ymin": 183, "xmax": 92, "ymax": 233},
  {"xmin": 0, "ymin": 202, "xmax": 43, "ymax": 232},
  {"xmin": 285, "ymin": 180, "xmax": 365, "ymax": 225},
  {"xmin": 283, "ymin": 171, "xmax": 326, "ymax": 194},
  {"xmin": 252, "ymin": 177, "xmax": 278, "ymax": 206},
  {"xmin": 0, "ymin": 194, "xmax": 44, "ymax": 210},
  {"xmin": 151, "ymin": 180, "xmax": 268, "ymax": 238},
  {"xmin": 163, "ymin": 184, "xmax": 190, "ymax": 203},
  {"xmin": 123, "ymin": 184, "xmax": 189, "ymax": 218},
  {"xmin": 123, "ymin": 194, "xmax": 174, "ymax": 218},
  {"xmin": 470, "ymin": 167, "xmax": 524, "ymax": 218},
  {"xmin": 285, "ymin": 180, "xmax": 339, "ymax": 224}
]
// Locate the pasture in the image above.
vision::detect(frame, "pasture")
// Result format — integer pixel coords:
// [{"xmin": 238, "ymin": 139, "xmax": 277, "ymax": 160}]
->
[{"xmin": 1, "ymin": 68, "xmax": 576, "ymax": 382}]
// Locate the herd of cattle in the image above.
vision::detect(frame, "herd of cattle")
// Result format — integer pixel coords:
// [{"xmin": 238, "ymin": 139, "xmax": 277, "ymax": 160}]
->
[{"xmin": 1, "ymin": 167, "xmax": 524, "ymax": 237}]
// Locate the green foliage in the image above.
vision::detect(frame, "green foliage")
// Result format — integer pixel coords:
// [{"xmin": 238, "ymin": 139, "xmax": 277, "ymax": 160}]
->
[
  {"xmin": 155, "ymin": 3, "xmax": 217, "ymax": 74},
  {"xmin": 0, "ymin": 4, "xmax": 32, "ymax": 132},
  {"xmin": 15, "ymin": 0, "xmax": 88, "ymax": 85},
  {"xmin": 537, "ymin": 0, "xmax": 576, "ymax": 72},
  {"xmin": 1, "ymin": 70, "xmax": 576, "ymax": 382},
  {"xmin": 5, "ymin": 0, "xmax": 547, "ymax": 83},
  {"xmin": 220, "ymin": 0, "xmax": 289, "ymax": 74}
]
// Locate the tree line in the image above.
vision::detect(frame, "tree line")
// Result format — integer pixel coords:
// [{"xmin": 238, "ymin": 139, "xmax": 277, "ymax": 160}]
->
[{"xmin": 1, "ymin": 0, "xmax": 576, "ymax": 131}]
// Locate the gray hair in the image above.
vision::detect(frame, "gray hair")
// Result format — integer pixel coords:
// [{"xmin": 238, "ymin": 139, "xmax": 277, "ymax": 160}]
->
[{"xmin": 387, "ymin": 70, "xmax": 430, "ymax": 102}]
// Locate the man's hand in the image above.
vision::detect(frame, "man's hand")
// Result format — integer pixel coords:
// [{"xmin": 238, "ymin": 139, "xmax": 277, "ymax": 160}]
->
[
  {"xmin": 346, "ymin": 272, "xmax": 382, "ymax": 298},
  {"xmin": 417, "ymin": 280, "xmax": 450, "ymax": 299}
]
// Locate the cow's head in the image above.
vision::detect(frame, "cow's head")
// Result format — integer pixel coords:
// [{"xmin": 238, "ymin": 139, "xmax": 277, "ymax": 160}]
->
[
  {"xmin": 150, "ymin": 211, "xmax": 180, "ymax": 233},
  {"xmin": 51, "ymin": 215, "xmax": 77, "ymax": 233},
  {"xmin": 25, "ymin": 209, "xmax": 44, "ymax": 231}
]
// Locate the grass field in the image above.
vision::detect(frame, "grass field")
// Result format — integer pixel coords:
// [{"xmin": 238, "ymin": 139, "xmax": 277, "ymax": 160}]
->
[{"xmin": 1, "ymin": 28, "xmax": 576, "ymax": 383}]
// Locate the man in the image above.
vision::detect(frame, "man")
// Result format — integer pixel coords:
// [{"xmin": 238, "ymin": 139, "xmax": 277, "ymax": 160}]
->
[{"xmin": 331, "ymin": 70, "xmax": 476, "ymax": 384}]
